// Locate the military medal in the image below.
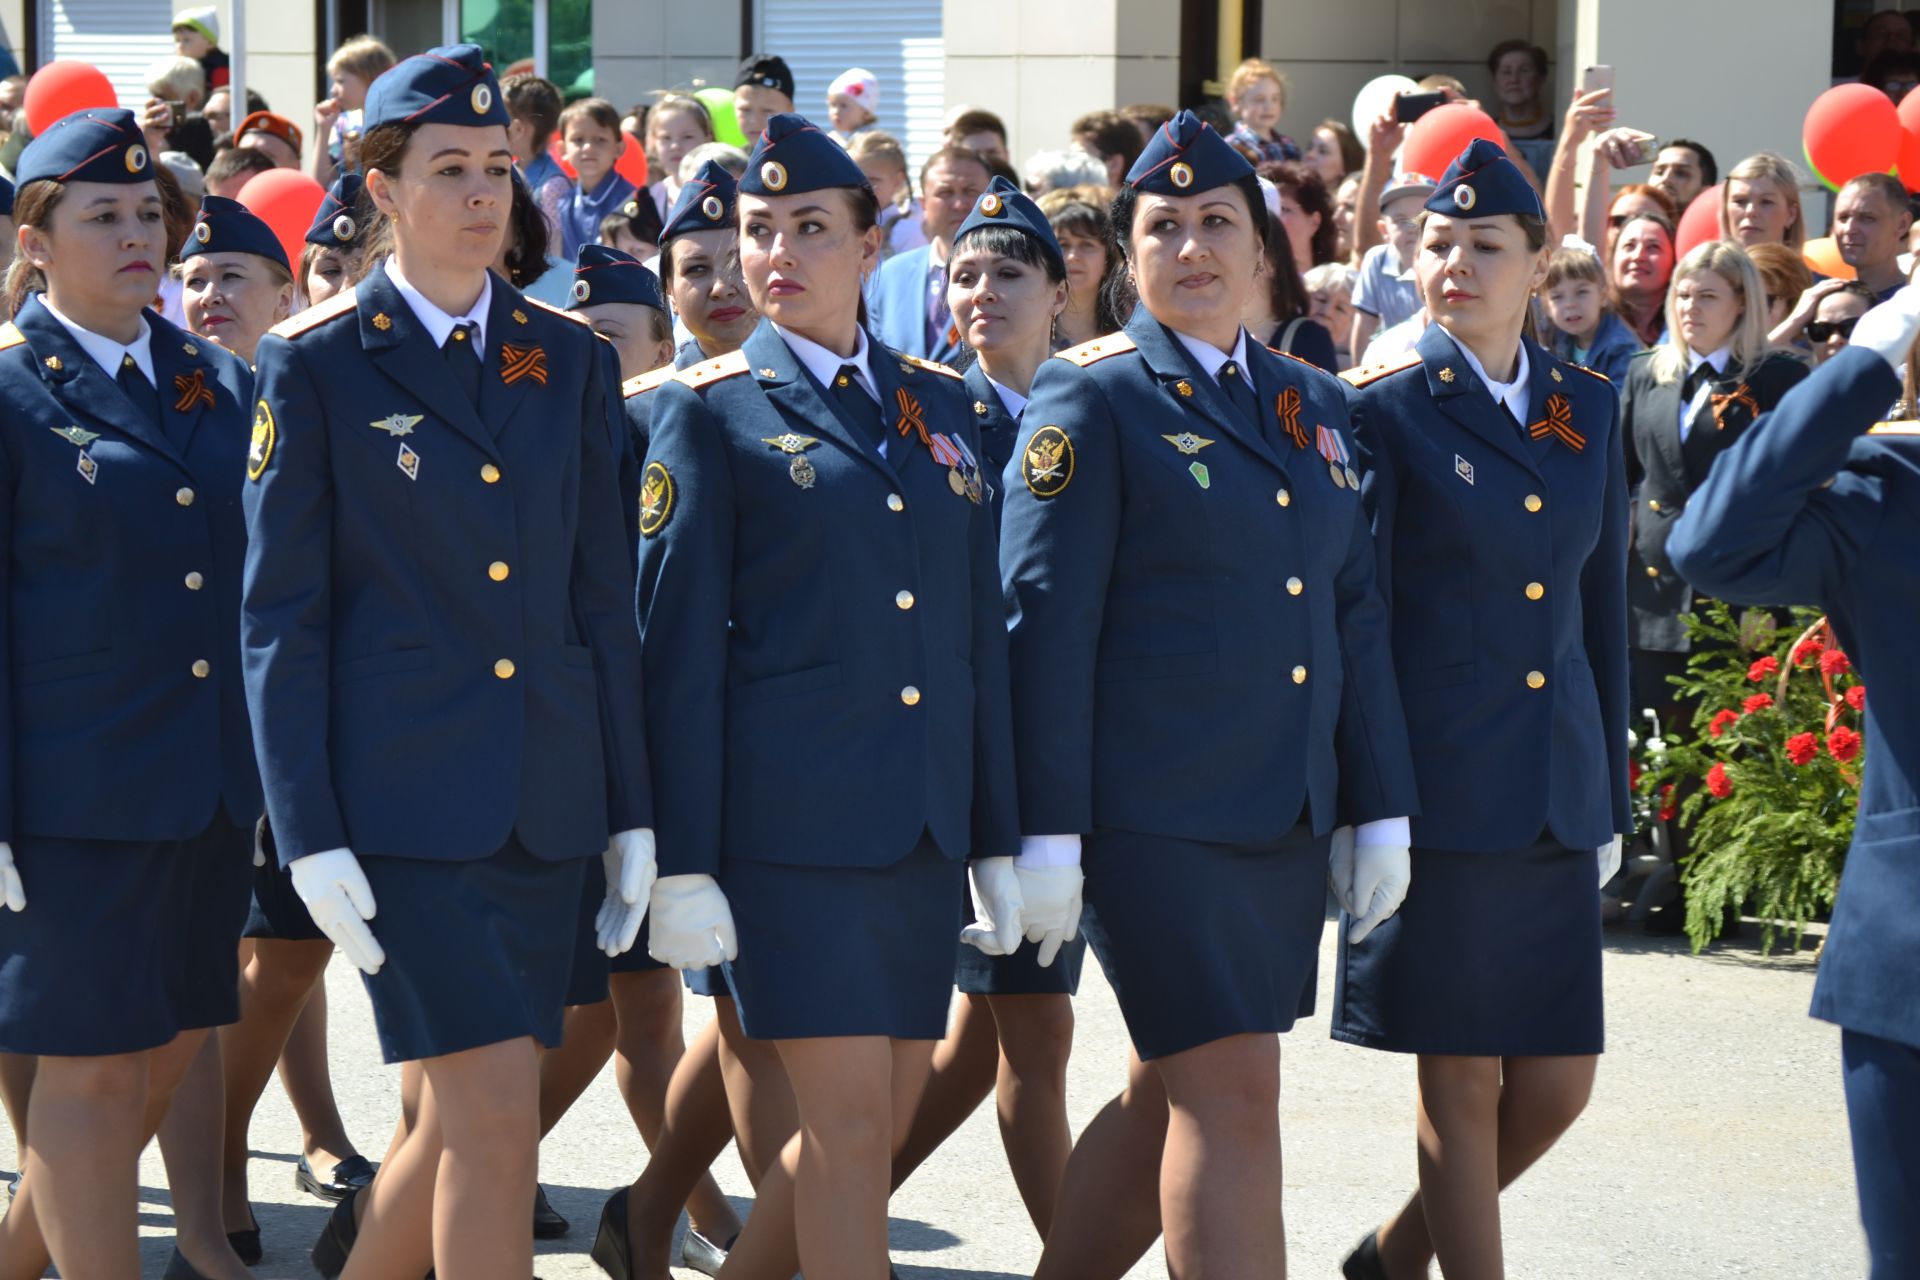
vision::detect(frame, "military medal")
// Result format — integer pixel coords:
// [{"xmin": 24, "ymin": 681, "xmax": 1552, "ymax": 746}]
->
[
  {"xmin": 763, "ymin": 433, "xmax": 821, "ymax": 488},
  {"xmin": 1316, "ymin": 424, "xmax": 1356, "ymax": 489},
  {"xmin": 789, "ymin": 454, "xmax": 817, "ymax": 488}
]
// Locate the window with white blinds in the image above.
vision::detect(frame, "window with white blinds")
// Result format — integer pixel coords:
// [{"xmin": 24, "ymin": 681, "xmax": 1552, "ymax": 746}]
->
[
  {"xmin": 754, "ymin": 0, "xmax": 945, "ymax": 172},
  {"xmin": 37, "ymin": 0, "xmax": 178, "ymax": 112}
]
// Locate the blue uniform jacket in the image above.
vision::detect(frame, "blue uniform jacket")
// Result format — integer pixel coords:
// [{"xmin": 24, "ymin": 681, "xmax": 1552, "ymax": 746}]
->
[
  {"xmin": 871, "ymin": 245, "xmax": 962, "ymax": 365},
  {"xmin": 1000, "ymin": 311, "xmax": 1419, "ymax": 844},
  {"xmin": 621, "ymin": 338, "xmax": 710, "ymax": 460},
  {"xmin": 1342, "ymin": 324, "xmax": 1630, "ymax": 852},
  {"xmin": 241, "ymin": 262, "xmax": 650, "ymax": 867},
  {"xmin": 962, "ymin": 361, "xmax": 1021, "ymax": 523},
  {"xmin": 636, "ymin": 320, "xmax": 1019, "ymax": 877},
  {"xmin": 0, "ymin": 296, "xmax": 262, "ymax": 842},
  {"xmin": 1667, "ymin": 347, "xmax": 1920, "ymax": 1049}
]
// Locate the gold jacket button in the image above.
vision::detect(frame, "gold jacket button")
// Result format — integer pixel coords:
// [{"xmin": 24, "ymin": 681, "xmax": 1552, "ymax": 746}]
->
[
  {"xmin": 1276, "ymin": 488, "xmax": 1291, "ymax": 507},
  {"xmin": 481, "ymin": 463, "xmax": 502, "ymax": 484},
  {"xmin": 488, "ymin": 561, "xmax": 510, "ymax": 581},
  {"xmin": 1523, "ymin": 494, "xmax": 1542, "ymax": 513},
  {"xmin": 191, "ymin": 659, "xmax": 211, "ymax": 678},
  {"xmin": 1291, "ymin": 665, "xmax": 1307, "ymax": 684},
  {"xmin": 1648, "ymin": 499, "xmax": 1661, "ymax": 512},
  {"xmin": 887, "ymin": 493, "xmax": 904, "ymax": 512},
  {"xmin": 900, "ymin": 685, "xmax": 921, "ymax": 706},
  {"xmin": 184, "ymin": 572, "xmax": 204, "ymax": 591},
  {"xmin": 176, "ymin": 487, "xmax": 196, "ymax": 506},
  {"xmin": 1645, "ymin": 564, "xmax": 1660, "ymax": 578},
  {"xmin": 895, "ymin": 590, "xmax": 915, "ymax": 610},
  {"xmin": 1525, "ymin": 581, "xmax": 1544, "ymax": 600},
  {"xmin": 495, "ymin": 658, "xmax": 516, "ymax": 679},
  {"xmin": 1286, "ymin": 577, "xmax": 1303, "ymax": 596},
  {"xmin": 1527, "ymin": 670, "xmax": 1546, "ymax": 689}
]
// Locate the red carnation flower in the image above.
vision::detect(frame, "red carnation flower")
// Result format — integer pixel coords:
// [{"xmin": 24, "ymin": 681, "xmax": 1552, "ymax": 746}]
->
[
  {"xmin": 1785, "ymin": 732, "xmax": 1820, "ymax": 766},
  {"xmin": 1820, "ymin": 649, "xmax": 1851, "ymax": 677},
  {"xmin": 1628, "ymin": 757, "xmax": 1642, "ymax": 789},
  {"xmin": 1658, "ymin": 783, "xmax": 1677, "ymax": 821},
  {"xmin": 1705, "ymin": 762, "xmax": 1733, "ymax": 798},
  {"xmin": 1828, "ymin": 726, "xmax": 1863, "ymax": 764},
  {"xmin": 1709, "ymin": 709, "xmax": 1741, "ymax": 739},
  {"xmin": 1748, "ymin": 656, "xmax": 1780, "ymax": 682},
  {"xmin": 1846, "ymin": 685, "xmax": 1866, "ymax": 712},
  {"xmin": 1792, "ymin": 637, "xmax": 1825, "ymax": 666},
  {"xmin": 1743, "ymin": 693, "xmax": 1775, "ymax": 713}
]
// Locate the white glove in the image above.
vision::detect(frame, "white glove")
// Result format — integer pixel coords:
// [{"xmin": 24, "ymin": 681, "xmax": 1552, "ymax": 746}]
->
[
  {"xmin": 1346, "ymin": 842, "xmax": 1412, "ymax": 945},
  {"xmin": 0, "ymin": 842, "xmax": 24, "ymax": 912},
  {"xmin": 1847, "ymin": 282, "xmax": 1920, "ymax": 366},
  {"xmin": 252, "ymin": 817, "xmax": 268, "ymax": 868},
  {"xmin": 594, "ymin": 827, "xmax": 657, "ymax": 957},
  {"xmin": 1597, "ymin": 834, "xmax": 1624, "ymax": 888},
  {"xmin": 1015, "ymin": 864, "xmax": 1083, "ymax": 967},
  {"xmin": 288, "ymin": 848, "xmax": 384, "ymax": 974},
  {"xmin": 646, "ymin": 873, "xmax": 737, "ymax": 970},
  {"xmin": 960, "ymin": 856, "xmax": 1024, "ymax": 956}
]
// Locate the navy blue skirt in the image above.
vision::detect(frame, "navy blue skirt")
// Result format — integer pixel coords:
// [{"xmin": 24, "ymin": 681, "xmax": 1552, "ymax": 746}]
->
[
  {"xmin": 1332, "ymin": 839, "xmax": 1604, "ymax": 1056},
  {"xmin": 244, "ymin": 838, "xmax": 327, "ymax": 942},
  {"xmin": 953, "ymin": 886, "xmax": 1087, "ymax": 997},
  {"xmin": 1079, "ymin": 824, "xmax": 1327, "ymax": 1061},
  {"xmin": 356, "ymin": 838, "xmax": 586, "ymax": 1063},
  {"xmin": 0, "ymin": 816, "xmax": 252, "ymax": 1055},
  {"xmin": 684, "ymin": 965, "xmax": 727, "ymax": 997},
  {"xmin": 720, "ymin": 838, "xmax": 964, "ymax": 1041}
]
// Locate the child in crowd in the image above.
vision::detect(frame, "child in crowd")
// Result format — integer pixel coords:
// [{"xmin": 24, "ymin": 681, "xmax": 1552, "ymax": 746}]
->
[
  {"xmin": 142, "ymin": 56, "xmax": 214, "ymax": 171},
  {"xmin": 1224, "ymin": 57, "xmax": 1298, "ymax": 162},
  {"xmin": 642, "ymin": 94, "xmax": 714, "ymax": 221},
  {"xmin": 1349, "ymin": 170, "xmax": 1434, "ymax": 357},
  {"xmin": 314, "ymin": 35, "xmax": 396, "ymax": 186},
  {"xmin": 1538, "ymin": 238, "xmax": 1640, "ymax": 384},
  {"xmin": 847, "ymin": 130, "xmax": 926, "ymax": 259},
  {"xmin": 172, "ymin": 6, "xmax": 228, "ymax": 90},
  {"xmin": 1303, "ymin": 261, "xmax": 1359, "ymax": 368},
  {"xmin": 827, "ymin": 68, "xmax": 879, "ymax": 145},
  {"xmin": 559, "ymin": 97, "xmax": 639, "ymax": 259},
  {"xmin": 505, "ymin": 74, "xmax": 572, "ymax": 238},
  {"xmin": 600, "ymin": 195, "xmax": 665, "ymax": 265}
]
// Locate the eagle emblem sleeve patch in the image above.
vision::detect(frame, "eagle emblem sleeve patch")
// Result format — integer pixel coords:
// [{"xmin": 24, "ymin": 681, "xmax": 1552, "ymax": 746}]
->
[
  {"xmin": 639, "ymin": 460, "xmax": 675, "ymax": 537},
  {"xmin": 1021, "ymin": 425, "xmax": 1075, "ymax": 499}
]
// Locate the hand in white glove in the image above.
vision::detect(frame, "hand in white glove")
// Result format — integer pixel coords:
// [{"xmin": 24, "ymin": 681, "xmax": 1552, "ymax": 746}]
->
[
  {"xmin": 1847, "ymin": 282, "xmax": 1920, "ymax": 366},
  {"xmin": 1016, "ymin": 865, "xmax": 1083, "ymax": 967},
  {"xmin": 1328, "ymin": 825, "xmax": 1358, "ymax": 914},
  {"xmin": 1346, "ymin": 842, "xmax": 1411, "ymax": 945},
  {"xmin": 960, "ymin": 856, "xmax": 1024, "ymax": 956},
  {"xmin": 646, "ymin": 874, "xmax": 737, "ymax": 970},
  {"xmin": 0, "ymin": 842, "xmax": 24, "ymax": 913},
  {"xmin": 288, "ymin": 848, "xmax": 384, "ymax": 974},
  {"xmin": 252, "ymin": 817, "xmax": 268, "ymax": 868},
  {"xmin": 594, "ymin": 827, "xmax": 657, "ymax": 957},
  {"xmin": 1597, "ymin": 834, "xmax": 1624, "ymax": 888}
]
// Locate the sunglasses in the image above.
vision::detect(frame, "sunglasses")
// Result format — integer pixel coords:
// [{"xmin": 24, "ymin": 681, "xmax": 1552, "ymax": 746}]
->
[{"xmin": 1806, "ymin": 317, "xmax": 1861, "ymax": 342}]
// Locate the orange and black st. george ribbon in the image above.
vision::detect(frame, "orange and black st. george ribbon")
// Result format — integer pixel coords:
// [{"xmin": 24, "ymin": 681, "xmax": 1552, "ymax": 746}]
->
[{"xmin": 501, "ymin": 342, "xmax": 548, "ymax": 387}]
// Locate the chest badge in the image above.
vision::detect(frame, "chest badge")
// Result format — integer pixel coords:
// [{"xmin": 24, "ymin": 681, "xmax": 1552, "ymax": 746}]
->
[
  {"xmin": 1161, "ymin": 431, "xmax": 1215, "ymax": 456},
  {"xmin": 1315, "ymin": 424, "xmax": 1359, "ymax": 490},
  {"xmin": 1454, "ymin": 453, "xmax": 1475, "ymax": 485},
  {"xmin": 372, "ymin": 413, "xmax": 424, "ymax": 437},
  {"xmin": 1188, "ymin": 461, "xmax": 1211, "ymax": 489},
  {"xmin": 789, "ymin": 455, "xmax": 817, "ymax": 488},
  {"xmin": 75, "ymin": 451, "xmax": 98, "ymax": 485},
  {"xmin": 930, "ymin": 432, "xmax": 986, "ymax": 504},
  {"xmin": 396, "ymin": 443, "xmax": 421, "ymax": 480},
  {"xmin": 762, "ymin": 433, "xmax": 819, "ymax": 454},
  {"xmin": 50, "ymin": 425, "xmax": 100, "ymax": 448}
]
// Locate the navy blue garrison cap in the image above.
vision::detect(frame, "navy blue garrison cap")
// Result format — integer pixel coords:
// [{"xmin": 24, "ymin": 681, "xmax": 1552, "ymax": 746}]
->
[
  {"xmin": 16, "ymin": 108, "xmax": 152, "ymax": 188},
  {"xmin": 1126, "ymin": 109, "xmax": 1253, "ymax": 195},
  {"xmin": 0, "ymin": 174, "xmax": 14, "ymax": 218},
  {"xmin": 305, "ymin": 172, "xmax": 366, "ymax": 248},
  {"xmin": 363, "ymin": 43, "xmax": 509, "ymax": 133},
  {"xmin": 738, "ymin": 113, "xmax": 870, "ymax": 197},
  {"xmin": 662, "ymin": 160, "xmax": 737, "ymax": 243},
  {"xmin": 954, "ymin": 177, "xmax": 1064, "ymax": 274},
  {"xmin": 569, "ymin": 245, "xmax": 666, "ymax": 312},
  {"xmin": 1424, "ymin": 138, "xmax": 1544, "ymax": 221},
  {"xmin": 183, "ymin": 195, "xmax": 291, "ymax": 272}
]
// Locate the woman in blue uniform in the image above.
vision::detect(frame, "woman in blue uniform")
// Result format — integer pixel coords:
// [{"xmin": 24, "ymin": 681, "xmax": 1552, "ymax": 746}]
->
[
  {"xmin": 240, "ymin": 46, "xmax": 653, "ymax": 1280},
  {"xmin": 607, "ymin": 114, "xmax": 1019, "ymax": 1280},
  {"xmin": 890, "ymin": 176, "xmax": 1084, "ymax": 1238},
  {"xmin": 999, "ymin": 111, "xmax": 1419, "ymax": 1275},
  {"xmin": 1334, "ymin": 139, "xmax": 1630, "ymax": 1280},
  {"xmin": 0, "ymin": 107, "xmax": 261, "ymax": 1280}
]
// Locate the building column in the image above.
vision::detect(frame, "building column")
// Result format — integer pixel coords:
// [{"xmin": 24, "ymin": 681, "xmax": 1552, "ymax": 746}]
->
[{"xmin": 593, "ymin": 0, "xmax": 743, "ymax": 117}]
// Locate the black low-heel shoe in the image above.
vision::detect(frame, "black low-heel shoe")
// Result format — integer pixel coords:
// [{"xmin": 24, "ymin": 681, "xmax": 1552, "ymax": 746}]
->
[
  {"xmin": 162, "ymin": 1249, "xmax": 213, "ymax": 1280},
  {"xmin": 296, "ymin": 1153, "xmax": 376, "ymax": 1203},
  {"xmin": 532, "ymin": 1182, "xmax": 569, "ymax": 1239},
  {"xmin": 310, "ymin": 1186, "xmax": 362, "ymax": 1279},
  {"xmin": 1341, "ymin": 1229, "xmax": 1390, "ymax": 1280},
  {"xmin": 678, "ymin": 1226, "xmax": 729, "ymax": 1277},
  {"xmin": 588, "ymin": 1188, "xmax": 634, "ymax": 1280},
  {"xmin": 227, "ymin": 1203, "xmax": 262, "ymax": 1266}
]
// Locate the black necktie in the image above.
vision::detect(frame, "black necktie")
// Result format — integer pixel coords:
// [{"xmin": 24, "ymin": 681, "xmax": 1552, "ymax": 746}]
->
[
  {"xmin": 116, "ymin": 354, "xmax": 168, "ymax": 441},
  {"xmin": 1217, "ymin": 359, "xmax": 1262, "ymax": 435},
  {"xmin": 1682, "ymin": 361, "xmax": 1714, "ymax": 400},
  {"xmin": 830, "ymin": 363, "xmax": 885, "ymax": 455},
  {"xmin": 443, "ymin": 321, "xmax": 482, "ymax": 407}
]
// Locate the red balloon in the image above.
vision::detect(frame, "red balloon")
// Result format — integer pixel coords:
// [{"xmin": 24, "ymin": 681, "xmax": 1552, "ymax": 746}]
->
[
  {"xmin": 1400, "ymin": 103, "xmax": 1506, "ymax": 181},
  {"xmin": 1803, "ymin": 83, "xmax": 1900, "ymax": 190},
  {"xmin": 615, "ymin": 134, "xmax": 649, "ymax": 188},
  {"xmin": 547, "ymin": 133, "xmax": 576, "ymax": 180},
  {"xmin": 1674, "ymin": 184, "xmax": 1722, "ymax": 260},
  {"xmin": 23, "ymin": 62, "xmax": 117, "ymax": 136},
  {"xmin": 236, "ymin": 169, "xmax": 328, "ymax": 273},
  {"xmin": 1897, "ymin": 90, "xmax": 1920, "ymax": 192}
]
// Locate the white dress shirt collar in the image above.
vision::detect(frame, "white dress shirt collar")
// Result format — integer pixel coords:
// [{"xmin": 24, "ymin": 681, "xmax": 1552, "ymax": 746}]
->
[
  {"xmin": 385, "ymin": 256, "xmax": 492, "ymax": 350},
  {"xmin": 1688, "ymin": 344, "xmax": 1732, "ymax": 378},
  {"xmin": 983, "ymin": 370, "xmax": 1028, "ymax": 420},
  {"xmin": 39, "ymin": 295, "xmax": 155, "ymax": 385},
  {"xmin": 774, "ymin": 321, "xmax": 879, "ymax": 403},
  {"xmin": 1444, "ymin": 329, "xmax": 1531, "ymax": 423},
  {"xmin": 1170, "ymin": 326, "xmax": 1252, "ymax": 387}
]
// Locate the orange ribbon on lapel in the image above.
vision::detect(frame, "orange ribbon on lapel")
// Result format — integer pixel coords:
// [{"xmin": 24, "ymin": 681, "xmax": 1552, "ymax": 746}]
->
[
  {"xmin": 172, "ymin": 369, "xmax": 215, "ymax": 413},
  {"xmin": 895, "ymin": 387, "xmax": 931, "ymax": 446},
  {"xmin": 1711, "ymin": 382, "xmax": 1759, "ymax": 431},
  {"xmin": 500, "ymin": 342, "xmax": 548, "ymax": 387},
  {"xmin": 1275, "ymin": 387, "xmax": 1308, "ymax": 449},
  {"xmin": 1528, "ymin": 393, "xmax": 1585, "ymax": 453}
]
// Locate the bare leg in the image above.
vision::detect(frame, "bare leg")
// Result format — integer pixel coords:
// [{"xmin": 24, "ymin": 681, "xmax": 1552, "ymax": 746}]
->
[
  {"xmin": 218, "ymin": 936, "xmax": 332, "ymax": 1230},
  {"xmin": 891, "ymin": 995, "xmax": 996, "ymax": 1191},
  {"xmin": 1404, "ymin": 1055, "xmax": 1504, "ymax": 1280},
  {"xmin": 1153, "ymin": 1033, "xmax": 1285, "ymax": 1280},
  {"xmin": 0, "ymin": 1052, "xmax": 146, "ymax": 1280},
  {"xmin": 341, "ymin": 1071, "xmax": 440, "ymax": 1280},
  {"xmin": 0, "ymin": 1054, "xmax": 35, "ymax": 1170},
  {"xmin": 985, "ymin": 994, "xmax": 1075, "ymax": 1237},
  {"xmin": 539, "ymin": 999, "xmax": 618, "ymax": 1135},
  {"xmin": 419, "ymin": 1038, "xmax": 542, "ymax": 1280},
  {"xmin": 157, "ymin": 1033, "xmax": 251, "ymax": 1278},
  {"xmin": 1033, "ymin": 1047, "xmax": 1167, "ymax": 1280},
  {"xmin": 281, "ymin": 972, "xmax": 365, "ymax": 1170},
  {"xmin": 713, "ymin": 996, "xmax": 795, "ymax": 1185}
]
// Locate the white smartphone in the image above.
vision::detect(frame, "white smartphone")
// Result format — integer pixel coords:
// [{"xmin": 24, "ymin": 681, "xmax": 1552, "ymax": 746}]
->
[{"xmin": 1580, "ymin": 64, "xmax": 1615, "ymax": 98}]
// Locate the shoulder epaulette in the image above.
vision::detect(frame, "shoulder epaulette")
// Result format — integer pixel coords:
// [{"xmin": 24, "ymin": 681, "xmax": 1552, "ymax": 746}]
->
[
  {"xmin": 1266, "ymin": 346, "xmax": 1321, "ymax": 372},
  {"xmin": 0, "ymin": 323, "xmax": 22, "ymax": 352},
  {"xmin": 271, "ymin": 288, "xmax": 359, "ymax": 339},
  {"xmin": 672, "ymin": 349, "xmax": 752, "ymax": 387},
  {"xmin": 1563, "ymin": 361, "xmax": 1612, "ymax": 385},
  {"xmin": 527, "ymin": 297, "xmax": 592, "ymax": 327},
  {"xmin": 1339, "ymin": 351, "xmax": 1422, "ymax": 387},
  {"xmin": 623, "ymin": 365, "xmax": 677, "ymax": 399},
  {"xmin": 1868, "ymin": 421, "xmax": 1920, "ymax": 436},
  {"xmin": 896, "ymin": 351, "xmax": 962, "ymax": 380},
  {"xmin": 1055, "ymin": 332, "xmax": 1136, "ymax": 367}
]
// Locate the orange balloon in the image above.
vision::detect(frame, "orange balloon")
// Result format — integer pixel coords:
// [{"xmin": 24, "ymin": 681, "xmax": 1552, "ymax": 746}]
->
[
  {"xmin": 1897, "ymin": 89, "xmax": 1920, "ymax": 192},
  {"xmin": 614, "ymin": 133, "xmax": 649, "ymax": 188},
  {"xmin": 236, "ymin": 169, "xmax": 328, "ymax": 273},
  {"xmin": 547, "ymin": 133, "xmax": 576, "ymax": 180},
  {"xmin": 1802, "ymin": 236, "xmax": 1856, "ymax": 281},
  {"xmin": 22, "ymin": 62, "xmax": 117, "ymax": 136},
  {"xmin": 1674, "ymin": 185, "xmax": 1722, "ymax": 259}
]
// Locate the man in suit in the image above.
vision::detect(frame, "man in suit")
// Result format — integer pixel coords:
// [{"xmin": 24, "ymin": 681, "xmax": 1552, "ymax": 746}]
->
[
  {"xmin": 1668, "ymin": 283, "xmax": 1920, "ymax": 1280},
  {"xmin": 870, "ymin": 146, "xmax": 990, "ymax": 363}
]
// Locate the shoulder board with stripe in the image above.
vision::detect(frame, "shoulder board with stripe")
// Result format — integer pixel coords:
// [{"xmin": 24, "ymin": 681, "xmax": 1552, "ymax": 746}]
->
[
  {"xmin": 1563, "ymin": 361, "xmax": 1611, "ymax": 385},
  {"xmin": 1265, "ymin": 346, "xmax": 1327, "ymax": 374},
  {"xmin": 896, "ymin": 352, "xmax": 962, "ymax": 380},
  {"xmin": 623, "ymin": 365, "xmax": 677, "ymax": 399},
  {"xmin": 1338, "ymin": 351, "xmax": 1422, "ymax": 387},
  {"xmin": 0, "ymin": 323, "xmax": 22, "ymax": 352},
  {"xmin": 527, "ymin": 297, "xmax": 593, "ymax": 327},
  {"xmin": 1055, "ymin": 332, "xmax": 1136, "ymax": 367},
  {"xmin": 672, "ymin": 349, "xmax": 752, "ymax": 387},
  {"xmin": 1868, "ymin": 421, "xmax": 1920, "ymax": 436},
  {"xmin": 270, "ymin": 288, "xmax": 359, "ymax": 339}
]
